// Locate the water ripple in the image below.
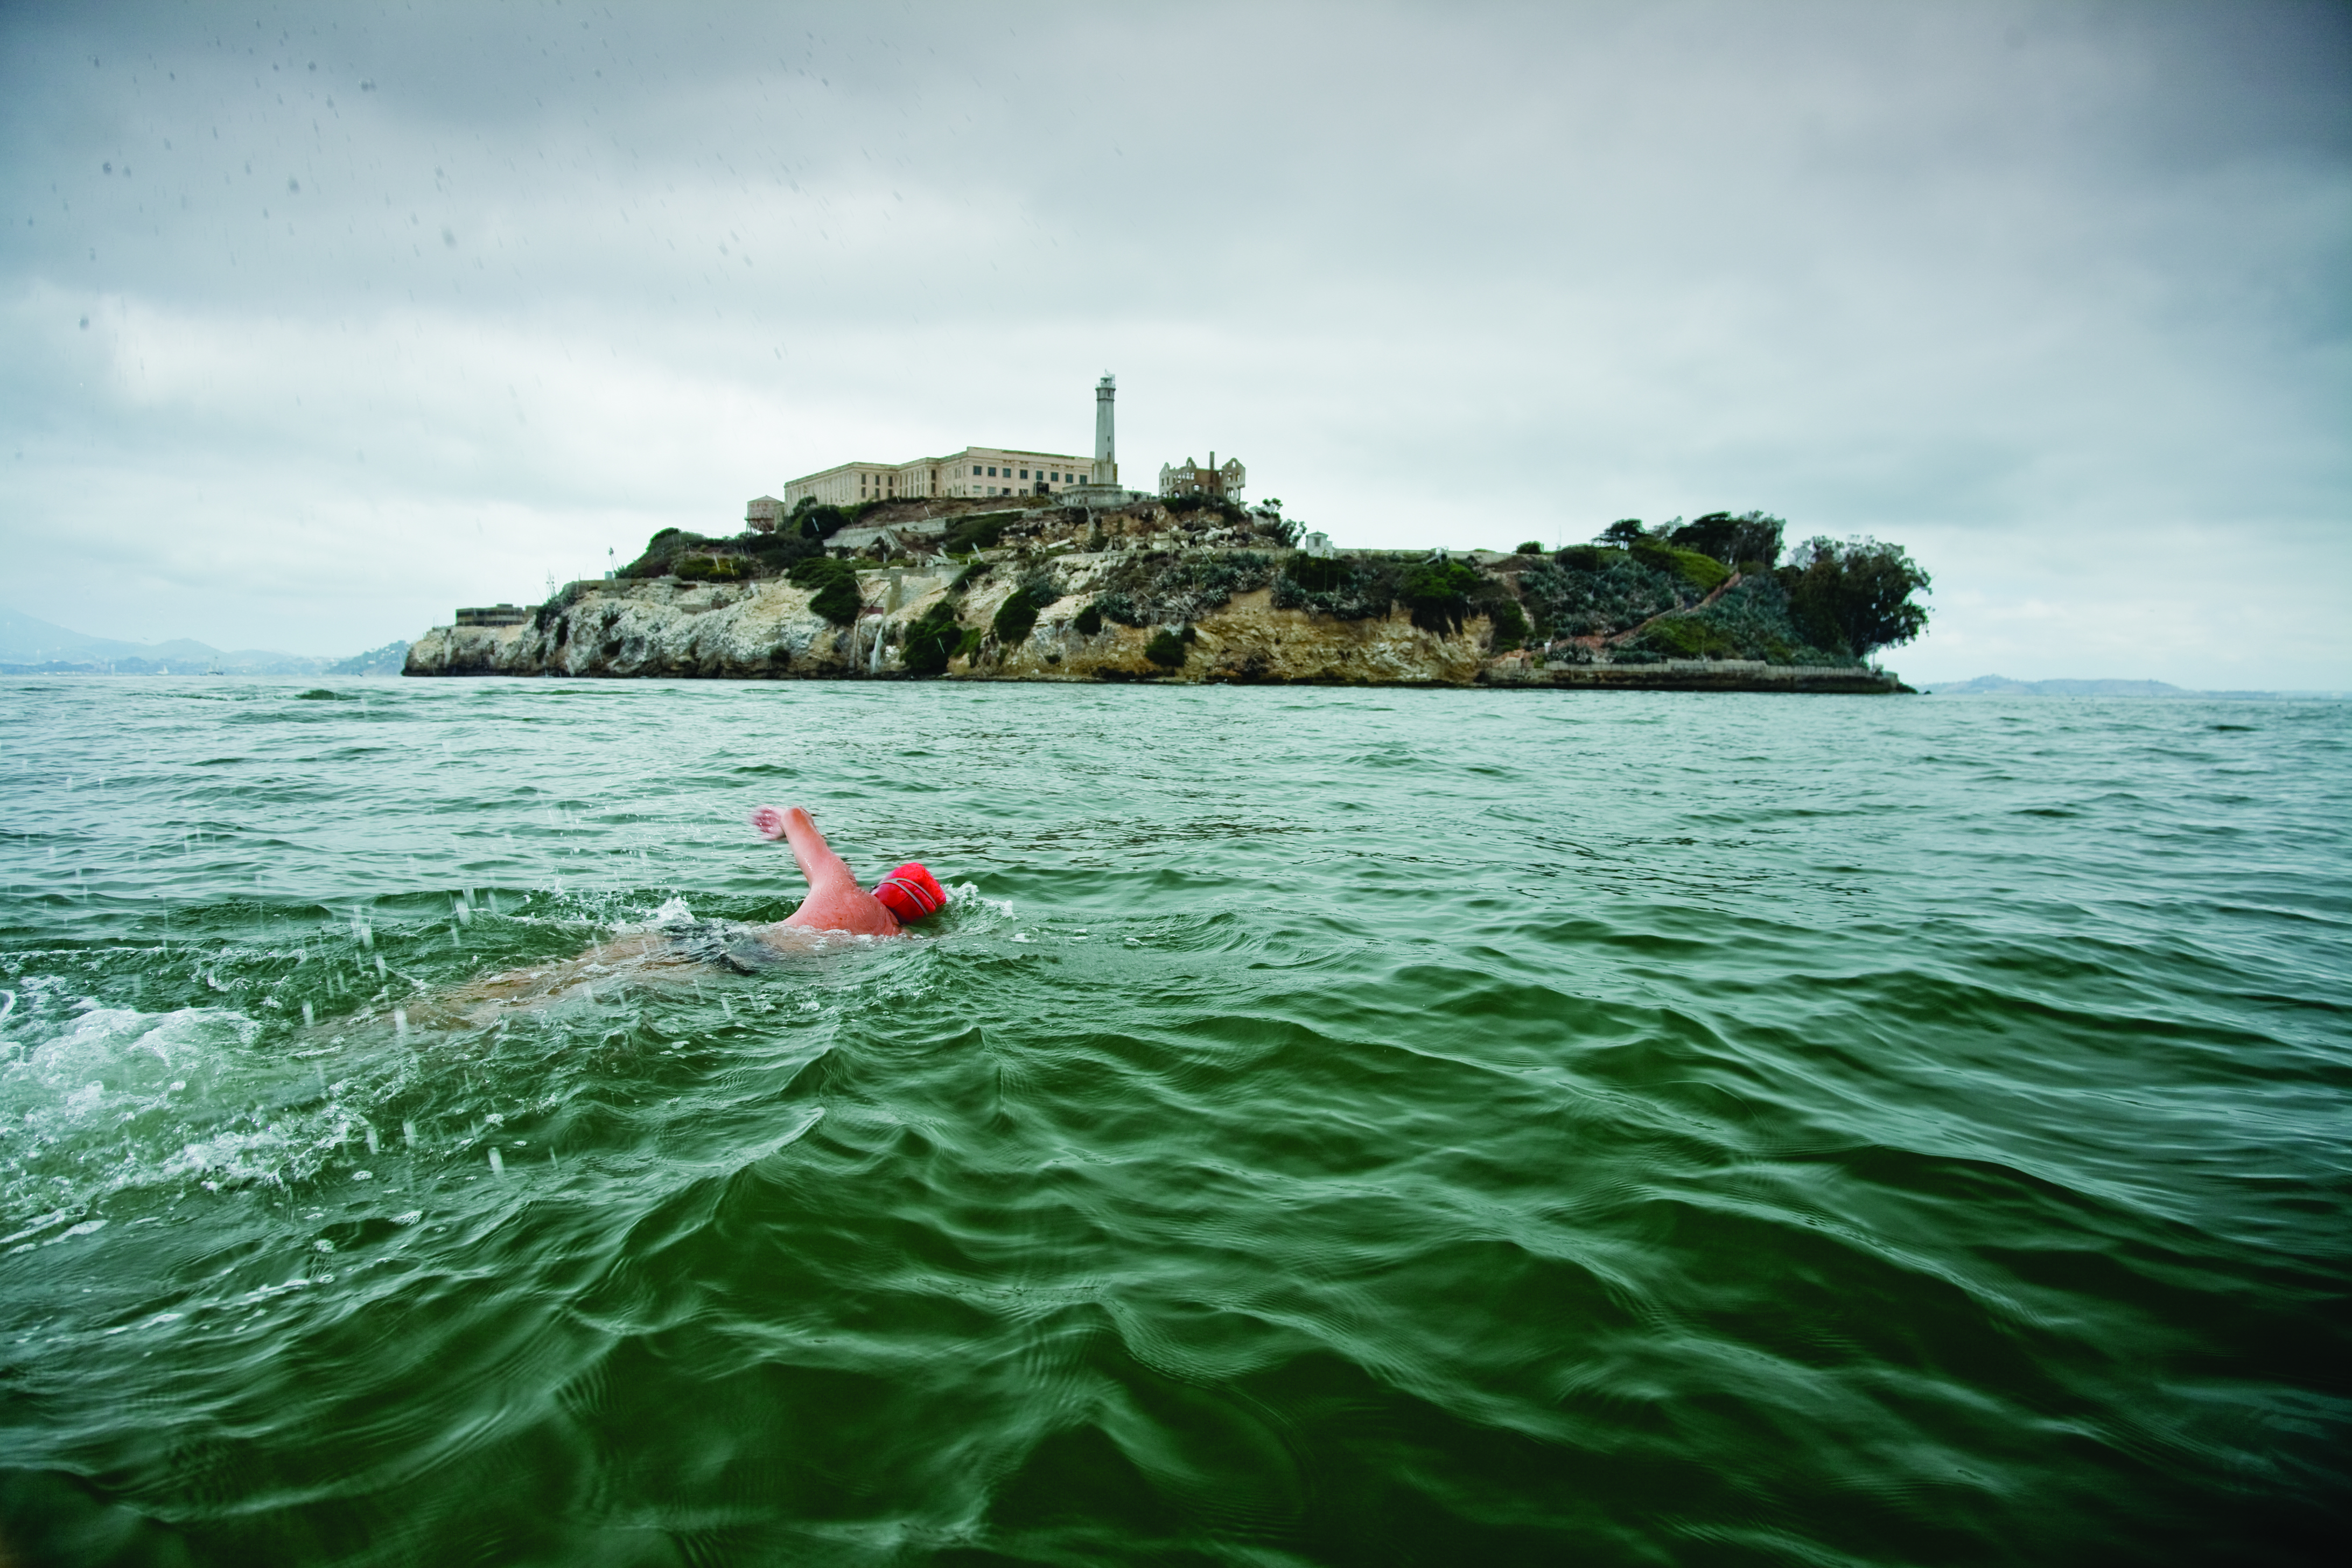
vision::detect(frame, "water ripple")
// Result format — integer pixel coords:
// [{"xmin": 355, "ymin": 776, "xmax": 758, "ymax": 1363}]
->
[{"xmin": 0, "ymin": 678, "xmax": 2346, "ymax": 1563}]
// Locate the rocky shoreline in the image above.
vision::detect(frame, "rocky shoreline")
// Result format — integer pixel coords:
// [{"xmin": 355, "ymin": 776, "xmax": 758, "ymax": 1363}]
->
[{"xmin": 404, "ymin": 499, "xmax": 1912, "ymax": 692}]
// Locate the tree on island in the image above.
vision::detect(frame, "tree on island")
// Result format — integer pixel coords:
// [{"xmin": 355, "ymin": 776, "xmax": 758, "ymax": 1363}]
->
[
  {"xmin": 1780, "ymin": 538, "xmax": 1931, "ymax": 658},
  {"xmin": 1669, "ymin": 511, "xmax": 1784, "ymax": 570}
]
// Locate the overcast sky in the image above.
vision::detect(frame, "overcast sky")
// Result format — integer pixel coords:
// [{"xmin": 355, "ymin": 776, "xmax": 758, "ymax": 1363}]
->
[{"xmin": 4, "ymin": 1, "xmax": 2346, "ymax": 684}]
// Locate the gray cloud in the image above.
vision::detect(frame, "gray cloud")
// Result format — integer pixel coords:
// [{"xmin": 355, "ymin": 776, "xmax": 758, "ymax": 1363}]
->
[{"xmin": 3, "ymin": 0, "xmax": 2346, "ymax": 683}]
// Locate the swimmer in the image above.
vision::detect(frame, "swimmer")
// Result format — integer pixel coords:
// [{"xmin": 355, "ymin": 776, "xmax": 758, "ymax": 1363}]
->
[
  {"xmin": 392, "ymin": 807, "xmax": 946, "ymax": 1029},
  {"xmin": 753, "ymin": 804, "xmax": 922, "ymax": 936}
]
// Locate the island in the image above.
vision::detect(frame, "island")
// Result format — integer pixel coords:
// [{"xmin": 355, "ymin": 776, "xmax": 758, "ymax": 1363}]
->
[{"xmin": 403, "ymin": 496, "xmax": 1927, "ymax": 692}]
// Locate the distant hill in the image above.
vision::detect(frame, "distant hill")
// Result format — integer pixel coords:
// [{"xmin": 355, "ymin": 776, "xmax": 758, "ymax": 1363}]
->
[
  {"xmin": 1925, "ymin": 675, "xmax": 2347, "ymax": 699},
  {"xmin": 1926, "ymin": 676, "xmax": 2192, "ymax": 697},
  {"xmin": 1, "ymin": 605, "xmax": 220, "ymax": 668},
  {"xmin": 0, "ymin": 605, "xmax": 397, "ymax": 676},
  {"xmin": 327, "ymin": 641, "xmax": 410, "ymax": 676}
]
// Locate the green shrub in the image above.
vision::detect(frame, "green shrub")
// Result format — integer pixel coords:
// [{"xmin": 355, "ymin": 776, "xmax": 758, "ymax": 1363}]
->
[
  {"xmin": 1514, "ymin": 540, "xmax": 1544, "ymax": 556},
  {"xmin": 1073, "ymin": 603, "xmax": 1102, "ymax": 636},
  {"xmin": 1601, "ymin": 520, "xmax": 1646, "ymax": 545},
  {"xmin": 1488, "ymin": 597, "xmax": 1529, "ymax": 651},
  {"xmin": 796, "ymin": 503, "xmax": 850, "ymax": 541},
  {"xmin": 1144, "ymin": 629, "xmax": 1188, "ymax": 669},
  {"xmin": 991, "ymin": 575, "xmax": 1061, "ymax": 645},
  {"xmin": 1396, "ymin": 558, "xmax": 1483, "ymax": 632},
  {"xmin": 675, "ymin": 554, "xmax": 749, "ymax": 582},
  {"xmin": 993, "ymin": 591, "xmax": 1041, "ymax": 645},
  {"xmin": 1629, "ymin": 535, "xmax": 1730, "ymax": 592},
  {"xmin": 1254, "ymin": 510, "xmax": 1303, "ymax": 548},
  {"xmin": 616, "ymin": 526, "xmax": 716, "ymax": 579},
  {"xmin": 943, "ymin": 512, "xmax": 1015, "ymax": 555},
  {"xmin": 1285, "ymin": 554, "xmax": 1348, "ymax": 593},
  {"xmin": 746, "ymin": 531, "xmax": 818, "ymax": 574},
  {"xmin": 1635, "ymin": 616, "xmax": 1741, "ymax": 659},
  {"xmin": 788, "ymin": 556, "xmax": 862, "ymax": 625},
  {"xmin": 1164, "ymin": 493, "xmax": 1246, "ymax": 526},
  {"xmin": 1271, "ymin": 554, "xmax": 1397, "ymax": 620},
  {"xmin": 1552, "ymin": 544, "xmax": 1600, "ymax": 571},
  {"xmin": 901, "ymin": 601, "xmax": 966, "ymax": 675},
  {"xmin": 1677, "ymin": 548, "xmax": 1730, "ymax": 592},
  {"xmin": 954, "ymin": 627, "xmax": 983, "ymax": 661}
]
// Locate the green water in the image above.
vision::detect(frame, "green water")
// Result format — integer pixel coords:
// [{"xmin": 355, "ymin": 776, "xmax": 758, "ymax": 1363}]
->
[{"xmin": 1, "ymin": 678, "xmax": 2345, "ymax": 1565}]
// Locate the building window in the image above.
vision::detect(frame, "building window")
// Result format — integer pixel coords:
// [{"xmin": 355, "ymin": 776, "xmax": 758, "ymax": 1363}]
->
[{"xmin": 1019, "ymin": 470, "xmax": 1028, "ymax": 479}]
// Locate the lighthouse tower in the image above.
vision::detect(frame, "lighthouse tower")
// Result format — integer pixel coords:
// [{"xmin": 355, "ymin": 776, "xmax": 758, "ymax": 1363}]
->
[
  {"xmin": 1091, "ymin": 373, "xmax": 1118, "ymax": 486},
  {"xmin": 1066, "ymin": 372, "xmax": 1131, "ymax": 507}
]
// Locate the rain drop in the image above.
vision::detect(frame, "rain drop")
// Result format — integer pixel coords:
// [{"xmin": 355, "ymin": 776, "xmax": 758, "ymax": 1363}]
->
[{"xmin": 488, "ymin": 1147, "xmax": 505, "ymax": 1177}]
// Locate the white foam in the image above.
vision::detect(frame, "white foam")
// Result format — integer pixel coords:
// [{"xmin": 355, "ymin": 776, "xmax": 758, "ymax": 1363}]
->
[
  {"xmin": 4, "ymin": 1005, "xmax": 258, "ymax": 1139},
  {"xmin": 946, "ymin": 881, "xmax": 1013, "ymax": 919},
  {"xmin": 618, "ymin": 896, "xmax": 697, "ymax": 933}
]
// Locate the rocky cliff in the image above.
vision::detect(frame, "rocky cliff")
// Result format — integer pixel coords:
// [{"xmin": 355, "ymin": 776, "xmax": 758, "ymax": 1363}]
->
[{"xmin": 404, "ymin": 500, "xmax": 1912, "ymax": 692}]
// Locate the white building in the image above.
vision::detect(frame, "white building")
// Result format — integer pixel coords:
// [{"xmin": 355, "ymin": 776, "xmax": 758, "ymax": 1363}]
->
[
  {"xmin": 778, "ymin": 374, "xmax": 1147, "ymax": 509},
  {"xmin": 782, "ymin": 445, "xmax": 1095, "ymax": 508}
]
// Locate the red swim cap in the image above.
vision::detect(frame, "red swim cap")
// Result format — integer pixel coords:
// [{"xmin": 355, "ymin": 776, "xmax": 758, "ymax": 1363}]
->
[{"xmin": 873, "ymin": 862, "xmax": 947, "ymax": 922}]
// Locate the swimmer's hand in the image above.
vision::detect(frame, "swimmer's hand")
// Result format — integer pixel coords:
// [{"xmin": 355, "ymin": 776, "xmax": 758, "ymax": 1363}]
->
[{"xmin": 751, "ymin": 803, "xmax": 901, "ymax": 936}]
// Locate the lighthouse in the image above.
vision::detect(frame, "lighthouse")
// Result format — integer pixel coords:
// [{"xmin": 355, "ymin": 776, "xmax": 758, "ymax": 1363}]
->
[
  {"xmin": 1064, "ymin": 372, "xmax": 1131, "ymax": 507},
  {"xmin": 1091, "ymin": 373, "xmax": 1118, "ymax": 487}
]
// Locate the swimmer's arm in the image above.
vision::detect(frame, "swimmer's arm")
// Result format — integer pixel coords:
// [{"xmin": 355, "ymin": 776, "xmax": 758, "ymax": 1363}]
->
[{"xmin": 752, "ymin": 804, "xmax": 860, "ymax": 893}]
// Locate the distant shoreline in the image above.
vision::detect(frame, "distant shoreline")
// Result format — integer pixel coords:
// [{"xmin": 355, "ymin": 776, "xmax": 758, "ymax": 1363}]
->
[{"xmin": 1920, "ymin": 676, "xmax": 2350, "ymax": 701}]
